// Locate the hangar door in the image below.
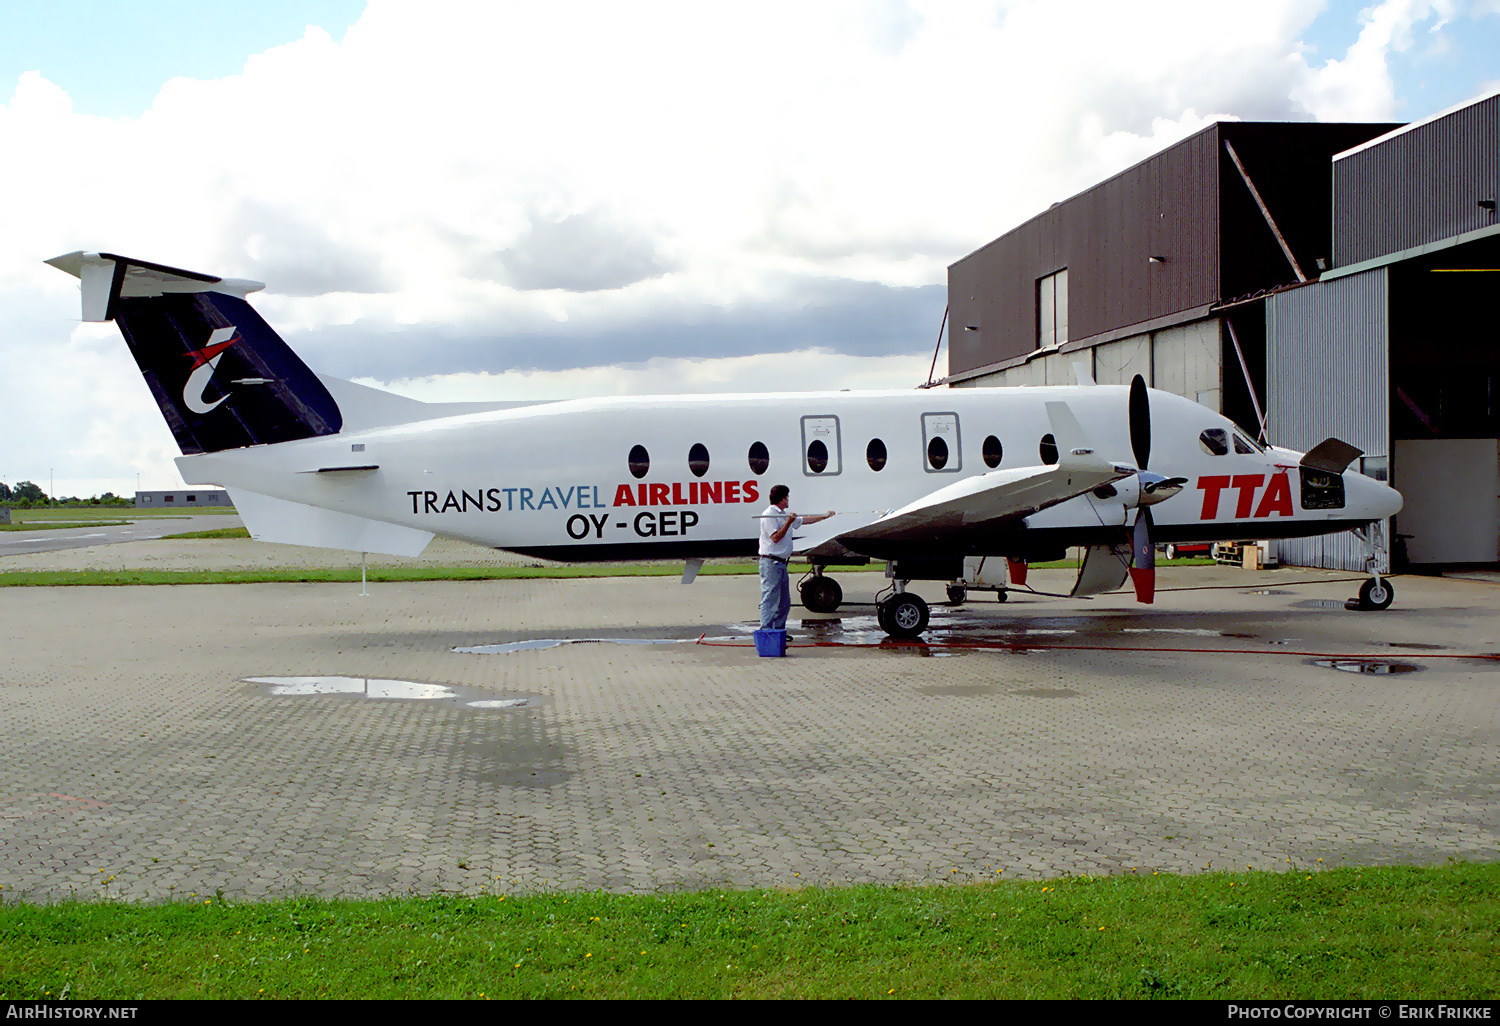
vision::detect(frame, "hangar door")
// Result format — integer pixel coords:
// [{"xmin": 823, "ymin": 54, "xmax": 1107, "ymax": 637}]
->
[{"xmin": 1266, "ymin": 269, "xmax": 1389, "ymax": 571}]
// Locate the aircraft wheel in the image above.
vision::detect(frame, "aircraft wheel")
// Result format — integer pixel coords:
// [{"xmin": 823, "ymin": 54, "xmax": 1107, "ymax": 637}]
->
[
  {"xmin": 995, "ymin": 589, "xmax": 1008, "ymax": 603},
  {"xmin": 1356, "ymin": 578, "xmax": 1395, "ymax": 611},
  {"xmin": 800, "ymin": 576, "xmax": 843, "ymax": 613},
  {"xmin": 879, "ymin": 593, "xmax": 929, "ymax": 639},
  {"xmin": 946, "ymin": 584, "xmax": 967, "ymax": 605}
]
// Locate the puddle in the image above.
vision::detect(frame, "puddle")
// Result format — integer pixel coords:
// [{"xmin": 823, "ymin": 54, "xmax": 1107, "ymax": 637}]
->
[
  {"xmin": 1246, "ymin": 589, "xmax": 1295, "ymax": 596},
  {"xmin": 455, "ymin": 638, "xmax": 691, "ymax": 655},
  {"xmin": 1309, "ymin": 659, "xmax": 1420, "ymax": 676},
  {"xmin": 1379, "ymin": 642, "xmax": 1446, "ymax": 650},
  {"xmin": 1009, "ymin": 688, "xmax": 1080, "ymax": 698},
  {"xmin": 1293, "ymin": 599, "xmax": 1353, "ymax": 609},
  {"xmin": 246, "ymin": 676, "xmax": 535, "ymax": 709},
  {"xmin": 1123, "ymin": 628, "xmax": 1229, "ymax": 637}
]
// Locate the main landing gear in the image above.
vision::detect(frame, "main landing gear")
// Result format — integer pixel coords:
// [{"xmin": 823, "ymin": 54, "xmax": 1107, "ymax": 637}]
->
[
  {"xmin": 1347, "ymin": 522, "xmax": 1395, "ymax": 611},
  {"xmin": 799, "ymin": 567, "xmax": 843, "ymax": 614}
]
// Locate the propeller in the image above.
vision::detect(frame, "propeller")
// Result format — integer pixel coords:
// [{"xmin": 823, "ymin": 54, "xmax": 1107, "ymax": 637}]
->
[
  {"xmin": 1129, "ymin": 374, "xmax": 1151, "ymax": 470},
  {"xmin": 1126, "ymin": 375, "xmax": 1166, "ymax": 604},
  {"xmin": 1129, "ymin": 507, "xmax": 1156, "ymax": 604}
]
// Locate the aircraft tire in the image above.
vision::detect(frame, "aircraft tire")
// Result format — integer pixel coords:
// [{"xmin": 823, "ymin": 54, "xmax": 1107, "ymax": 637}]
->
[
  {"xmin": 946, "ymin": 584, "xmax": 966, "ymax": 605},
  {"xmin": 801, "ymin": 576, "xmax": 843, "ymax": 613},
  {"xmin": 879, "ymin": 594, "xmax": 929, "ymax": 639},
  {"xmin": 1356, "ymin": 578, "xmax": 1395, "ymax": 611}
]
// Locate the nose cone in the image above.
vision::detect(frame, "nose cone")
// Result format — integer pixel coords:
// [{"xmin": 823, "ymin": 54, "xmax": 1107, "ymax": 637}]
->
[
  {"xmin": 1347, "ymin": 470, "xmax": 1404, "ymax": 519},
  {"xmin": 1138, "ymin": 472, "xmax": 1187, "ymax": 506}
]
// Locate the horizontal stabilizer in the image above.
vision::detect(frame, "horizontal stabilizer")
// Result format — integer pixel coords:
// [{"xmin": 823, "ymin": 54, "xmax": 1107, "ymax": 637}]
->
[
  {"xmin": 46, "ymin": 251, "xmax": 263, "ymax": 322},
  {"xmin": 226, "ymin": 488, "xmax": 433, "ymax": 558}
]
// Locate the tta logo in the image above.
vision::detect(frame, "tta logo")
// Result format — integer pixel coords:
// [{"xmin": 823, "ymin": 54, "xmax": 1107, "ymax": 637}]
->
[{"xmin": 183, "ymin": 326, "xmax": 240, "ymax": 414}]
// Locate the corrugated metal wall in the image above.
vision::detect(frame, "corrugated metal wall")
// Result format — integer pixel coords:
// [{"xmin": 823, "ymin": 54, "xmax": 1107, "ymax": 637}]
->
[
  {"xmin": 947, "ymin": 127, "xmax": 1222, "ymax": 375},
  {"xmin": 1266, "ymin": 269, "xmax": 1389, "ymax": 570},
  {"xmin": 1333, "ymin": 93, "xmax": 1500, "ymax": 265}
]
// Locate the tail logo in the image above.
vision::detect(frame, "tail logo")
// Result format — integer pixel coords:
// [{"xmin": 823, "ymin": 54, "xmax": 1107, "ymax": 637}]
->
[{"xmin": 183, "ymin": 326, "xmax": 240, "ymax": 414}]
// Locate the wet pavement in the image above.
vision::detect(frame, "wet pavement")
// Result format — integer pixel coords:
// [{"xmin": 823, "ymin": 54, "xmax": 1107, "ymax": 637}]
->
[{"xmin": 1, "ymin": 564, "xmax": 1496, "ymax": 901}]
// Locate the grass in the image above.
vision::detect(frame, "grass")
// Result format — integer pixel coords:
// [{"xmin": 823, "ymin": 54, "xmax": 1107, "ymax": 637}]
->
[
  {"xmin": 3, "ymin": 507, "xmax": 235, "ymax": 521},
  {"xmin": 159, "ymin": 527, "xmax": 252, "ymax": 540},
  {"xmin": 0, "ymin": 521, "xmax": 132, "ymax": 532},
  {"xmin": 0, "ymin": 563, "xmax": 772, "ymax": 587},
  {"xmin": 0, "ymin": 863, "xmax": 1494, "ymax": 999},
  {"xmin": 0, "ymin": 556, "xmax": 1215, "ymax": 588}
]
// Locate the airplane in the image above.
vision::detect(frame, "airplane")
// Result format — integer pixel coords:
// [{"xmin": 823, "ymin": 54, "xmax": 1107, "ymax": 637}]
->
[{"xmin": 46, "ymin": 251, "xmax": 1404, "ymax": 639}]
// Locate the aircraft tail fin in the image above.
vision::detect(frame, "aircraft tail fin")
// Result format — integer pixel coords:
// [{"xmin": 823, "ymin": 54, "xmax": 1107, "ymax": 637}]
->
[{"xmin": 46, "ymin": 251, "xmax": 342, "ymax": 455}]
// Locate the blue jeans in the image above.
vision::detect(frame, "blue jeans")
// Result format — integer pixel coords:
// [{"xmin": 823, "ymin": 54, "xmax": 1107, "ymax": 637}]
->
[{"xmin": 759, "ymin": 558, "xmax": 791, "ymax": 630}]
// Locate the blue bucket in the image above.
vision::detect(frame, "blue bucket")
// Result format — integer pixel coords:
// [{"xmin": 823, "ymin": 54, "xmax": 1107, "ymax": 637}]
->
[{"xmin": 753, "ymin": 629, "xmax": 787, "ymax": 657}]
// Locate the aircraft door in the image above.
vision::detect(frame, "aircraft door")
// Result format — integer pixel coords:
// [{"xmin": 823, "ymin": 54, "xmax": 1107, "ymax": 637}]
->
[
  {"xmin": 800, "ymin": 415, "xmax": 842, "ymax": 476},
  {"xmin": 922, "ymin": 412, "xmax": 961, "ymax": 473}
]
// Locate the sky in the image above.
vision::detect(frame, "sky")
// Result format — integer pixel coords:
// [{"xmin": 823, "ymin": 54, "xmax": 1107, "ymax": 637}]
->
[{"xmin": 3, "ymin": 0, "xmax": 1499, "ymax": 498}]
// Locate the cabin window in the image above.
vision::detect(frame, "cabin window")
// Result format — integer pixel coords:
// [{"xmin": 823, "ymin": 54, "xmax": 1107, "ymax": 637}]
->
[
  {"xmin": 1233, "ymin": 431, "xmax": 1262, "ymax": 454},
  {"xmin": 1199, "ymin": 429, "xmax": 1229, "ymax": 456},
  {"xmin": 688, "ymin": 443, "xmax": 710, "ymax": 478},
  {"xmin": 628, "ymin": 444, "xmax": 651, "ymax": 479},
  {"xmin": 806, "ymin": 439, "xmax": 829, "ymax": 474},
  {"xmin": 866, "ymin": 438, "xmax": 887, "ymax": 472},
  {"xmin": 1039, "ymin": 434, "xmax": 1058, "ymax": 465},
  {"xmin": 982, "ymin": 435, "xmax": 1002, "ymax": 469},
  {"xmin": 927, "ymin": 436, "xmax": 949, "ymax": 470},
  {"xmin": 748, "ymin": 441, "xmax": 770, "ymax": 475},
  {"xmin": 164, "ymin": 495, "xmax": 174, "ymax": 502}
]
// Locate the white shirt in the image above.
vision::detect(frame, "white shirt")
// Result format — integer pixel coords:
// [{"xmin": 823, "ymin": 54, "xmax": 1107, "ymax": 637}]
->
[{"xmin": 758, "ymin": 504, "xmax": 801, "ymax": 559}]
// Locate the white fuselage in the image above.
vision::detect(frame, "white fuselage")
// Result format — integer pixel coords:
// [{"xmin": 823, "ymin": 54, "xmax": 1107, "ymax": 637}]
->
[{"xmin": 178, "ymin": 384, "xmax": 1402, "ymax": 561}]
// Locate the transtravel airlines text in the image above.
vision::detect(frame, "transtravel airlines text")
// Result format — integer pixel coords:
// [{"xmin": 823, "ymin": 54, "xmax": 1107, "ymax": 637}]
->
[{"xmin": 406, "ymin": 480, "xmax": 760, "ymax": 515}]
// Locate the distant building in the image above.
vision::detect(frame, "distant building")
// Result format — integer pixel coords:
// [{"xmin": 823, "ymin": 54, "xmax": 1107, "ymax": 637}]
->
[
  {"xmin": 134, "ymin": 490, "xmax": 233, "ymax": 508},
  {"xmin": 946, "ymin": 90, "xmax": 1500, "ymax": 570}
]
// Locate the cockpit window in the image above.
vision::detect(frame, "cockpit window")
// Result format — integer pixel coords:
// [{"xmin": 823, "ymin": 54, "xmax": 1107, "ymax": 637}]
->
[
  {"xmin": 1199, "ymin": 429, "xmax": 1229, "ymax": 456},
  {"xmin": 1233, "ymin": 432, "xmax": 1262, "ymax": 454}
]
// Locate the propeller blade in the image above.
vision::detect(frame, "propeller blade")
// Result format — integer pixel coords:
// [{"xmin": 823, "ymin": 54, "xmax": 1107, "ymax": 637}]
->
[
  {"xmin": 1129, "ymin": 374, "xmax": 1151, "ymax": 471},
  {"xmin": 1008, "ymin": 557, "xmax": 1028, "ymax": 586},
  {"xmin": 1128, "ymin": 507, "xmax": 1156, "ymax": 604}
]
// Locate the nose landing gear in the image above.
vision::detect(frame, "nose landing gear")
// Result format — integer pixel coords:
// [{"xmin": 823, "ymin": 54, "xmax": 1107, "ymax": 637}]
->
[
  {"xmin": 876, "ymin": 589, "xmax": 930, "ymax": 639},
  {"xmin": 1347, "ymin": 523, "xmax": 1395, "ymax": 611}
]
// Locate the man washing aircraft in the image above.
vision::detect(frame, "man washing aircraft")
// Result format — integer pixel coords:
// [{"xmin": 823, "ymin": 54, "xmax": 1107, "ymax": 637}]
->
[{"xmin": 759, "ymin": 485, "xmax": 834, "ymax": 631}]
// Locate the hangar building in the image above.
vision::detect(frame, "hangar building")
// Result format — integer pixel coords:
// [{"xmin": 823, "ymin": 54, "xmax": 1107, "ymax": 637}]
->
[{"xmin": 946, "ymin": 91, "xmax": 1500, "ymax": 571}]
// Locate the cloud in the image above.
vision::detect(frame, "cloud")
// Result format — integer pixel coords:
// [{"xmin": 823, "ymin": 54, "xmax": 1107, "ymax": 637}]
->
[
  {"xmin": 6, "ymin": 0, "xmax": 1500, "ymax": 495},
  {"xmin": 480, "ymin": 210, "xmax": 669, "ymax": 292},
  {"xmin": 289, "ymin": 279, "xmax": 946, "ymax": 379},
  {"xmin": 224, "ymin": 200, "xmax": 395, "ymax": 296}
]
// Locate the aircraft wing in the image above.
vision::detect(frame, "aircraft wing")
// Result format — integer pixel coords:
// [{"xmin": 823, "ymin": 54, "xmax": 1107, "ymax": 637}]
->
[{"xmin": 796, "ymin": 401, "xmax": 1134, "ymax": 557}]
